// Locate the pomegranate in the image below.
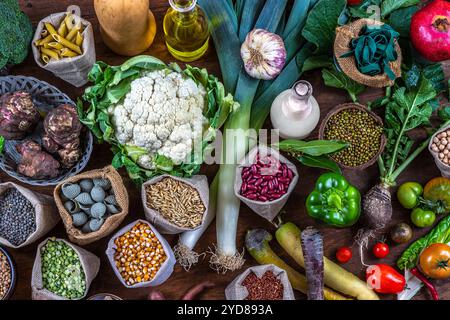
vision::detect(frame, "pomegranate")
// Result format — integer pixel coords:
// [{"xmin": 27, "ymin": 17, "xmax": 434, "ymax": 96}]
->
[
  {"xmin": 411, "ymin": 0, "xmax": 450, "ymax": 62},
  {"xmin": 347, "ymin": 0, "xmax": 362, "ymax": 5}
]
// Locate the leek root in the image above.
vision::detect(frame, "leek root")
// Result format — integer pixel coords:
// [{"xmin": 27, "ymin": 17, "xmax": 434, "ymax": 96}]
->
[
  {"xmin": 275, "ymin": 222, "xmax": 379, "ymax": 300},
  {"xmin": 245, "ymin": 229, "xmax": 348, "ymax": 300}
]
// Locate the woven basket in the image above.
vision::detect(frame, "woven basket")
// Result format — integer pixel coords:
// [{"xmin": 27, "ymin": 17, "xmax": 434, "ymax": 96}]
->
[
  {"xmin": 334, "ymin": 19, "xmax": 402, "ymax": 88},
  {"xmin": 0, "ymin": 76, "xmax": 93, "ymax": 186},
  {"xmin": 319, "ymin": 103, "xmax": 386, "ymax": 171}
]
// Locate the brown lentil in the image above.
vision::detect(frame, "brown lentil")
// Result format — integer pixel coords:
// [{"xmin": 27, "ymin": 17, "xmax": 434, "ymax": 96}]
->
[
  {"xmin": 145, "ymin": 178, "xmax": 205, "ymax": 229},
  {"xmin": 114, "ymin": 222, "xmax": 167, "ymax": 286},
  {"xmin": 0, "ymin": 251, "xmax": 11, "ymax": 299},
  {"xmin": 324, "ymin": 108, "xmax": 383, "ymax": 167},
  {"xmin": 431, "ymin": 129, "xmax": 450, "ymax": 165},
  {"xmin": 242, "ymin": 271, "xmax": 284, "ymax": 300}
]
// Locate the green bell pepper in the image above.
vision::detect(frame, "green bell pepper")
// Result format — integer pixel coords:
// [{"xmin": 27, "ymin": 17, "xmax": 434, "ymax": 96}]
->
[{"xmin": 306, "ymin": 173, "xmax": 361, "ymax": 227}]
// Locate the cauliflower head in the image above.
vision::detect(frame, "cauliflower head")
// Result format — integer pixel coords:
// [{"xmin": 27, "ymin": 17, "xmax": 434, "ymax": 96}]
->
[{"xmin": 109, "ymin": 70, "xmax": 207, "ymax": 169}]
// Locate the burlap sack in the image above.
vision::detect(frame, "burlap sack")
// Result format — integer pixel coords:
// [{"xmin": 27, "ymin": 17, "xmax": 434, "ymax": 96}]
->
[
  {"xmin": 106, "ymin": 219, "xmax": 176, "ymax": 288},
  {"xmin": 429, "ymin": 124, "xmax": 450, "ymax": 178},
  {"xmin": 225, "ymin": 264, "xmax": 295, "ymax": 300},
  {"xmin": 235, "ymin": 145, "xmax": 299, "ymax": 221},
  {"xmin": 32, "ymin": 5, "xmax": 96, "ymax": 87},
  {"xmin": 31, "ymin": 237, "xmax": 100, "ymax": 300},
  {"xmin": 0, "ymin": 182, "xmax": 59, "ymax": 249},
  {"xmin": 142, "ymin": 175, "xmax": 209, "ymax": 234},
  {"xmin": 54, "ymin": 166, "xmax": 129, "ymax": 246},
  {"xmin": 334, "ymin": 19, "xmax": 402, "ymax": 88}
]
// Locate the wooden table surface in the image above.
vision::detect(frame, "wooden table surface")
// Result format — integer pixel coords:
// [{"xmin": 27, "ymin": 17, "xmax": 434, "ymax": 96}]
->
[{"xmin": 4, "ymin": 0, "xmax": 450, "ymax": 300}]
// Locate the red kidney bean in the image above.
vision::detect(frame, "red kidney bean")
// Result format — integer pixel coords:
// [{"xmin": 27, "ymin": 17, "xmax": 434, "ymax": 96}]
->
[
  {"xmin": 287, "ymin": 169, "xmax": 293, "ymax": 179},
  {"xmin": 279, "ymin": 184, "xmax": 285, "ymax": 192},
  {"xmin": 255, "ymin": 178, "xmax": 263, "ymax": 187},
  {"xmin": 261, "ymin": 186, "xmax": 268, "ymax": 195},
  {"xmin": 258, "ymin": 195, "xmax": 268, "ymax": 202},
  {"xmin": 241, "ymin": 183, "xmax": 248, "ymax": 193}
]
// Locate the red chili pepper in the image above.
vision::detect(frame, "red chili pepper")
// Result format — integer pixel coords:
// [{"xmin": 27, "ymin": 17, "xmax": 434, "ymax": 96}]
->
[
  {"xmin": 410, "ymin": 267, "xmax": 440, "ymax": 301},
  {"xmin": 366, "ymin": 264, "xmax": 406, "ymax": 294}
]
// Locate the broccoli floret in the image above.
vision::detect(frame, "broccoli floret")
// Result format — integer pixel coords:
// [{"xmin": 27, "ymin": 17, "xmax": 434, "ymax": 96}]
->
[{"xmin": 0, "ymin": 0, "xmax": 33, "ymax": 72}]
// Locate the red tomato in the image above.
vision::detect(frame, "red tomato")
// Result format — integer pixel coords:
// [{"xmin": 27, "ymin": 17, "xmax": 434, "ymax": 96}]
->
[
  {"xmin": 347, "ymin": 0, "xmax": 362, "ymax": 5},
  {"xmin": 373, "ymin": 242, "xmax": 390, "ymax": 259},
  {"xmin": 366, "ymin": 264, "xmax": 405, "ymax": 294},
  {"xmin": 336, "ymin": 246, "xmax": 352, "ymax": 263}
]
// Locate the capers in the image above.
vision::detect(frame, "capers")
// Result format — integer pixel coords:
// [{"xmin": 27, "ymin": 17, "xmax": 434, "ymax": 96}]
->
[{"xmin": 324, "ymin": 108, "xmax": 383, "ymax": 167}]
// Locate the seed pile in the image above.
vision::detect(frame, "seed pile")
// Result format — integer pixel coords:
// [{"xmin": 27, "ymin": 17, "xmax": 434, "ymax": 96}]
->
[
  {"xmin": 145, "ymin": 178, "xmax": 205, "ymax": 229},
  {"xmin": 324, "ymin": 108, "xmax": 383, "ymax": 167},
  {"xmin": 240, "ymin": 154, "xmax": 294, "ymax": 202},
  {"xmin": 41, "ymin": 239, "xmax": 86, "ymax": 299},
  {"xmin": 430, "ymin": 129, "xmax": 450, "ymax": 165},
  {"xmin": 242, "ymin": 271, "xmax": 284, "ymax": 300},
  {"xmin": 0, "ymin": 189, "xmax": 36, "ymax": 246},
  {"xmin": 0, "ymin": 251, "xmax": 12, "ymax": 299},
  {"xmin": 60, "ymin": 178, "xmax": 121, "ymax": 233},
  {"xmin": 114, "ymin": 222, "xmax": 167, "ymax": 286}
]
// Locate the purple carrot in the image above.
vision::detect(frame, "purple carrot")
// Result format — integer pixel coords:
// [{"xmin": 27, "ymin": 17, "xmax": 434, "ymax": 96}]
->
[{"xmin": 300, "ymin": 227, "xmax": 324, "ymax": 300}]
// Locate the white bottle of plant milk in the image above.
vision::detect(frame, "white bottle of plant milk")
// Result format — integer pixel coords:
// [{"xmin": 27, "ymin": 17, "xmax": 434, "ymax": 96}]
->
[{"xmin": 270, "ymin": 80, "xmax": 320, "ymax": 140}]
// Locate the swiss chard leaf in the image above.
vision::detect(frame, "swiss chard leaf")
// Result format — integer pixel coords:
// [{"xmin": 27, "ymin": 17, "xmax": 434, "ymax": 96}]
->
[
  {"xmin": 322, "ymin": 68, "xmax": 366, "ymax": 102},
  {"xmin": 388, "ymin": 6, "xmax": 418, "ymax": 38},
  {"xmin": 381, "ymin": 0, "xmax": 420, "ymax": 18}
]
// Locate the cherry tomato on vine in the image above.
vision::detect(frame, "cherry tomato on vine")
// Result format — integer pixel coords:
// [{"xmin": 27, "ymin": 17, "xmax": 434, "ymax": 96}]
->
[
  {"xmin": 347, "ymin": 0, "xmax": 362, "ymax": 5},
  {"xmin": 411, "ymin": 208, "xmax": 436, "ymax": 228},
  {"xmin": 373, "ymin": 242, "xmax": 390, "ymax": 259},
  {"xmin": 336, "ymin": 246, "xmax": 352, "ymax": 263}
]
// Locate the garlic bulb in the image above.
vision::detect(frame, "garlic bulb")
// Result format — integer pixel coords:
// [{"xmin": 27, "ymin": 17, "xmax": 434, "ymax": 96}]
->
[{"xmin": 241, "ymin": 29, "xmax": 287, "ymax": 80}]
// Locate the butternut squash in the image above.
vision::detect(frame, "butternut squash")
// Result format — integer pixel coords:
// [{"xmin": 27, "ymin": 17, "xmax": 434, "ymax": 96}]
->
[{"xmin": 94, "ymin": 0, "xmax": 157, "ymax": 56}]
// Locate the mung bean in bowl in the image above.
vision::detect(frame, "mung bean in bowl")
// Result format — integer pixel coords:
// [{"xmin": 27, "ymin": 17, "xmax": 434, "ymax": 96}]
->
[
  {"xmin": 319, "ymin": 103, "xmax": 386, "ymax": 170},
  {"xmin": 0, "ymin": 246, "xmax": 16, "ymax": 300}
]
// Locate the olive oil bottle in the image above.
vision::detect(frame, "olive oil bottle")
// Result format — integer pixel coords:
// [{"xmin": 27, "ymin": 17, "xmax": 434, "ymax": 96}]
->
[{"xmin": 163, "ymin": 0, "xmax": 210, "ymax": 62}]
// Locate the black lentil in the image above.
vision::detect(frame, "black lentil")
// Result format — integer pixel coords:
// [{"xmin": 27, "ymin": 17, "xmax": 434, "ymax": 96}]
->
[
  {"xmin": 324, "ymin": 108, "xmax": 383, "ymax": 167},
  {"xmin": 0, "ymin": 189, "xmax": 36, "ymax": 246}
]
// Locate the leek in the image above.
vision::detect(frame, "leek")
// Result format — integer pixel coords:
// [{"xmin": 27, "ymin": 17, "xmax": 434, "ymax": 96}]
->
[{"xmin": 199, "ymin": 0, "xmax": 336, "ymax": 272}]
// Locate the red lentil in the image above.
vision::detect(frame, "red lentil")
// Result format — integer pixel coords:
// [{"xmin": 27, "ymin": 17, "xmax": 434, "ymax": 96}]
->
[{"xmin": 242, "ymin": 271, "xmax": 284, "ymax": 300}]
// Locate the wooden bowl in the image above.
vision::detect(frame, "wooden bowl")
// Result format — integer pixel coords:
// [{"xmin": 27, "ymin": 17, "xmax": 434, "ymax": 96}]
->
[{"xmin": 319, "ymin": 103, "xmax": 386, "ymax": 171}]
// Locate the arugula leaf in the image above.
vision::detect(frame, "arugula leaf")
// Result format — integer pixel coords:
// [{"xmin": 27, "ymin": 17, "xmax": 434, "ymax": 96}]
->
[
  {"xmin": 322, "ymin": 68, "xmax": 366, "ymax": 102},
  {"xmin": 298, "ymin": 154, "xmax": 342, "ymax": 174},
  {"xmin": 276, "ymin": 139, "xmax": 348, "ymax": 157},
  {"xmin": 381, "ymin": 0, "xmax": 420, "ymax": 18},
  {"xmin": 302, "ymin": 0, "xmax": 347, "ymax": 54}
]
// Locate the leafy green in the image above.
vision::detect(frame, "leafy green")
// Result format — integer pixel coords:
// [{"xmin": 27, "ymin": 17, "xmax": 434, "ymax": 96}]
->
[
  {"xmin": 302, "ymin": 0, "xmax": 347, "ymax": 55},
  {"xmin": 398, "ymin": 215, "xmax": 450, "ymax": 270},
  {"xmin": 347, "ymin": 0, "xmax": 382, "ymax": 19},
  {"xmin": 0, "ymin": 136, "xmax": 4, "ymax": 154},
  {"xmin": 381, "ymin": 75, "xmax": 437, "ymax": 184},
  {"xmin": 388, "ymin": 6, "xmax": 418, "ymax": 38},
  {"xmin": 276, "ymin": 139, "xmax": 348, "ymax": 157},
  {"xmin": 0, "ymin": 0, "xmax": 33, "ymax": 71},
  {"xmin": 404, "ymin": 64, "xmax": 446, "ymax": 94},
  {"xmin": 322, "ymin": 68, "xmax": 366, "ymax": 102},
  {"xmin": 78, "ymin": 56, "xmax": 235, "ymax": 184},
  {"xmin": 298, "ymin": 154, "xmax": 342, "ymax": 174},
  {"xmin": 381, "ymin": 0, "xmax": 420, "ymax": 18},
  {"xmin": 439, "ymin": 106, "xmax": 450, "ymax": 122},
  {"xmin": 302, "ymin": 56, "xmax": 332, "ymax": 73}
]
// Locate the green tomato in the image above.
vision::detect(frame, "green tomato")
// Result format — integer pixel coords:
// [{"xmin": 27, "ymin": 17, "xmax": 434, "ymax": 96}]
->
[
  {"xmin": 397, "ymin": 182, "xmax": 423, "ymax": 209},
  {"xmin": 411, "ymin": 208, "xmax": 436, "ymax": 228}
]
